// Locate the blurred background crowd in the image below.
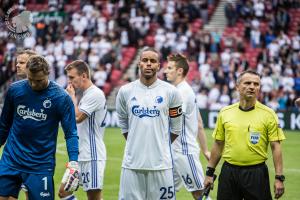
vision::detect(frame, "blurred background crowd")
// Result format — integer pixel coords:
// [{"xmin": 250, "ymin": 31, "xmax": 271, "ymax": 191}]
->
[{"xmin": 0, "ymin": 0, "xmax": 300, "ymax": 111}]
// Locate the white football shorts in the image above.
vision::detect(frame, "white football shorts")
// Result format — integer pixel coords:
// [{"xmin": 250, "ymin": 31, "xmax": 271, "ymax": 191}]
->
[
  {"xmin": 79, "ymin": 160, "xmax": 106, "ymax": 192},
  {"xmin": 173, "ymin": 151, "xmax": 205, "ymax": 192},
  {"xmin": 118, "ymin": 168, "xmax": 175, "ymax": 200}
]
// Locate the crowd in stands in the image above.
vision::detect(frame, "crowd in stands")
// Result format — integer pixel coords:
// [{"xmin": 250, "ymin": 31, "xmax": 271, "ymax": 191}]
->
[
  {"xmin": 211, "ymin": 0, "xmax": 300, "ymax": 111},
  {"xmin": 156, "ymin": 0, "xmax": 300, "ymax": 112},
  {"xmin": 0, "ymin": 0, "xmax": 300, "ymax": 112}
]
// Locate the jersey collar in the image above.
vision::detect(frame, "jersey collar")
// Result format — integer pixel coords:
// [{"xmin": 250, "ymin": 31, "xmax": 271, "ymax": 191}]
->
[
  {"xmin": 138, "ymin": 79, "xmax": 159, "ymax": 89},
  {"xmin": 83, "ymin": 84, "xmax": 94, "ymax": 95},
  {"xmin": 239, "ymin": 104, "xmax": 255, "ymax": 112},
  {"xmin": 176, "ymin": 80, "xmax": 186, "ymax": 88}
]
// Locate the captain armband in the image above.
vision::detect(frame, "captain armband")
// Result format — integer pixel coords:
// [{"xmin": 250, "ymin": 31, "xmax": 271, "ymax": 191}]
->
[{"xmin": 169, "ymin": 105, "xmax": 182, "ymax": 118}]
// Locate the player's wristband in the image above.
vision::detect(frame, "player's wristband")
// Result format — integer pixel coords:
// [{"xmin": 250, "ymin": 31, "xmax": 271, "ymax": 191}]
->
[{"xmin": 206, "ymin": 167, "xmax": 215, "ymax": 177}]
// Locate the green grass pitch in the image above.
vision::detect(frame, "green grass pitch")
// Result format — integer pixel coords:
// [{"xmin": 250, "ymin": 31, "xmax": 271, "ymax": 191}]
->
[{"xmin": 1, "ymin": 128, "xmax": 299, "ymax": 199}]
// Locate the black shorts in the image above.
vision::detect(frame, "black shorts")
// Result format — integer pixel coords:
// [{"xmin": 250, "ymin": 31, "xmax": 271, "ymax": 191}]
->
[{"xmin": 217, "ymin": 161, "xmax": 272, "ymax": 200}]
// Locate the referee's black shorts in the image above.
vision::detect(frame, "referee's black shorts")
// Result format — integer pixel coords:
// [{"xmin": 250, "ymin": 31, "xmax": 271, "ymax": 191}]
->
[{"xmin": 217, "ymin": 161, "xmax": 272, "ymax": 200}]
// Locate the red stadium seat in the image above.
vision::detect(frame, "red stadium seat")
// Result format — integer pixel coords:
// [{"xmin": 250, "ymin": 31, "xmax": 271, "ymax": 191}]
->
[
  {"xmin": 122, "ymin": 47, "xmax": 136, "ymax": 60},
  {"xmin": 120, "ymin": 59, "xmax": 131, "ymax": 71},
  {"xmin": 102, "ymin": 82, "xmax": 112, "ymax": 96},
  {"xmin": 149, "ymin": 23, "xmax": 159, "ymax": 33},
  {"xmin": 26, "ymin": 4, "xmax": 35, "ymax": 11},
  {"xmin": 110, "ymin": 70, "xmax": 122, "ymax": 83},
  {"xmin": 189, "ymin": 61, "xmax": 198, "ymax": 71},
  {"xmin": 187, "ymin": 70, "xmax": 200, "ymax": 82}
]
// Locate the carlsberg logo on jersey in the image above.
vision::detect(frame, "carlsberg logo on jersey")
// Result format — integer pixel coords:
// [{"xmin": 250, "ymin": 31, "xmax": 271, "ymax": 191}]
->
[
  {"xmin": 132, "ymin": 105, "xmax": 160, "ymax": 118},
  {"xmin": 17, "ymin": 105, "xmax": 47, "ymax": 121}
]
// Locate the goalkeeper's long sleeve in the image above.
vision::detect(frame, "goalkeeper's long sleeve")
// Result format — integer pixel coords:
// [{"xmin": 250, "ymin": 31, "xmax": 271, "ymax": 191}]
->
[
  {"xmin": 61, "ymin": 95, "xmax": 79, "ymax": 162},
  {"xmin": 0, "ymin": 88, "xmax": 14, "ymax": 146}
]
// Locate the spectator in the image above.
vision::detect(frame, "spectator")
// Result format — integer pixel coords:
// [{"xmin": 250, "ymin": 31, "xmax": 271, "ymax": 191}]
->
[
  {"xmin": 93, "ymin": 64, "xmax": 108, "ymax": 88},
  {"xmin": 196, "ymin": 88, "xmax": 209, "ymax": 109},
  {"xmin": 224, "ymin": 1, "xmax": 237, "ymax": 27}
]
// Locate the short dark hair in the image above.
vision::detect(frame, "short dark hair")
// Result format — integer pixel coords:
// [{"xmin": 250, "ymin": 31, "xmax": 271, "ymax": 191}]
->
[
  {"xmin": 17, "ymin": 49, "xmax": 37, "ymax": 57},
  {"xmin": 236, "ymin": 70, "xmax": 261, "ymax": 84},
  {"xmin": 65, "ymin": 60, "xmax": 90, "ymax": 79},
  {"xmin": 26, "ymin": 55, "xmax": 50, "ymax": 75},
  {"xmin": 167, "ymin": 53, "xmax": 189, "ymax": 77},
  {"xmin": 140, "ymin": 47, "xmax": 160, "ymax": 60}
]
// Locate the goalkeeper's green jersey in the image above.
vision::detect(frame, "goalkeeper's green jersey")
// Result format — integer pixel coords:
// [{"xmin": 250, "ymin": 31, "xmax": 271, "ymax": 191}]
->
[{"xmin": 213, "ymin": 101, "xmax": 285, "ymax": 166}]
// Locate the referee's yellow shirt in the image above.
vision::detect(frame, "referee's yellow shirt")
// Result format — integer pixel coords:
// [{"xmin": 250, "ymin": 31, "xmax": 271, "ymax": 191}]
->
[{"xmin": 213, "ymin": 101, "xmax": 286, "ymax": 166}]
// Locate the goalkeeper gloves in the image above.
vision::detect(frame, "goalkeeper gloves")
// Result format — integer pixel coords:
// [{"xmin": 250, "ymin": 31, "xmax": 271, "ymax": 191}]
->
[{"xmin": 61, "ymin": 161, "xmax": 80, "ymax": 192}]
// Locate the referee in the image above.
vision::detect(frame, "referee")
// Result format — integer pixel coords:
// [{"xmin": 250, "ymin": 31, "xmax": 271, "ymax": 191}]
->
[{"xmin": 204, "ymin": 70, "xmax": 286, "ymax": 200}]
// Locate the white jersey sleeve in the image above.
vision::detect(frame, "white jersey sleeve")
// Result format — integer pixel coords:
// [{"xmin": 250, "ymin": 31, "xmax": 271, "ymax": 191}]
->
[
  {"xmin": 169, "ymin": 87, "xmax": 183, "ymax": 136},
  {"xmin": 172, "ymin": 81, "xmax": 200, "ymax": 154},
  {"xmin": 116, "ymin": 79, "xmax": 183, "ymax": 170},
  {"xmin": 77, "ymin": 85, "xmax": 107, "ymax": 161},
  {"xmin": 79, "ymin": 90, "xmax": 105, "ymax": 117},
  {"xmin": 116, "ymin": 87, "xmax": 129, "ymax": 134}
]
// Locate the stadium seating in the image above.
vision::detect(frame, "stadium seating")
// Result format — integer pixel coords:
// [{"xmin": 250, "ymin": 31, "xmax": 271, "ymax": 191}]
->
[{"xmin": 1, "ymin": 0, "xmax": 299, "ymax": 111}]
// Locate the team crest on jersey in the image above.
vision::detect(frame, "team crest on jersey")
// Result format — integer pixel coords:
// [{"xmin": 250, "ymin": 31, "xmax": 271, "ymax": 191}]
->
[
  {"xmin": 132, "ymin": 105, "xmax": 160, "ymax": 118},
  {"xmin": 155, "ymin": 96, "xmax": 163, "ymax": 104},
  {"xmin": 17, "ymin": 105, "xmax": 47, "ymax": 121},
  {"xmin": 43, "ymin": 99, "xmax": 51, "ymax": 108},
  {"xmin": 250, "ymin": 132, "xmax": 260, "ymax": 144}
]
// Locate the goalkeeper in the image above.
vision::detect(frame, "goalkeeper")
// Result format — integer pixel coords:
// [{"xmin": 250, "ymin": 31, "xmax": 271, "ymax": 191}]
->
[{"xmin": 0, "ymin": 55, "xmax": 79, "ymax": 199}]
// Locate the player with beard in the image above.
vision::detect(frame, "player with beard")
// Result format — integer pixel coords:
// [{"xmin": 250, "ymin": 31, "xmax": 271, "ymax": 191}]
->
[{"xmin": 116, "ymin": 47, "xmax": 183, "ymax": 200}]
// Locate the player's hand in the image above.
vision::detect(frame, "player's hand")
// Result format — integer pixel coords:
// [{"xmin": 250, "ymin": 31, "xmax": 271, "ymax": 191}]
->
[
  {"xmin": 66, "ymin": 84, "xmax": 75, "ymax": 97},
  {"xmin": 274, "ymin": 180, "xmax": 284, "ymax": 199},
  {"xmin": 61, "ymin": 161, "xmax": 80, "ymax": 192},
  {"xmin": 203, "ymin": 176, "xmax": 214, "ymax": 190}
]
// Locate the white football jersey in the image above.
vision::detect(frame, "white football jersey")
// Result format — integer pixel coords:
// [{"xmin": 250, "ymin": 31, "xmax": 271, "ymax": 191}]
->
[
  {"xmin": 78, "ymin": 85, "xmax": 107, "ymax": 161},
  {"xmin": 116, "ymin": 79, "xmax": 182, "ymax": 170},
  {"xmin": 172, "ymin": 81, "xmax": 200, "ymax": 154}
]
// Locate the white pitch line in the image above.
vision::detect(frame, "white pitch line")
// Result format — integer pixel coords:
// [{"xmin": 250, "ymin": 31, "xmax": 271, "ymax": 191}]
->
[
  {"xmin": 56, "ymin": 149, "xmax": 67, "ymax": 155},
  {"xmin": 269, "ymin": 167, "xmax": 300, "ymax": 173},
  {"xmin": 56, "ymin": 142, "xmax": 66, "ymax": 155},
  {"xmin": 57, "ymin": 143, "xmax": 66, "ymax": 147},
  {"xmin": 108, "ymin": 157, "xmax": 122, "ymax": 162}
]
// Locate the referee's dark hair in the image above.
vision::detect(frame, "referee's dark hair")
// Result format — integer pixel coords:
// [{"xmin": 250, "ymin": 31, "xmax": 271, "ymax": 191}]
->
[
  {"xmin": 167, "ymin": 53, "xmax": 189, "ymax": 77},
  {"xmin": 65, "ymin": 60, "xmax": 90, "ymax": 79},
  {"xmin": 26, "ymin": 55, "xmax": 50, "ymax": 75},
  {"xmin": 236, "ymin": 70, "xmax": 261, "ymax": 84}
]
